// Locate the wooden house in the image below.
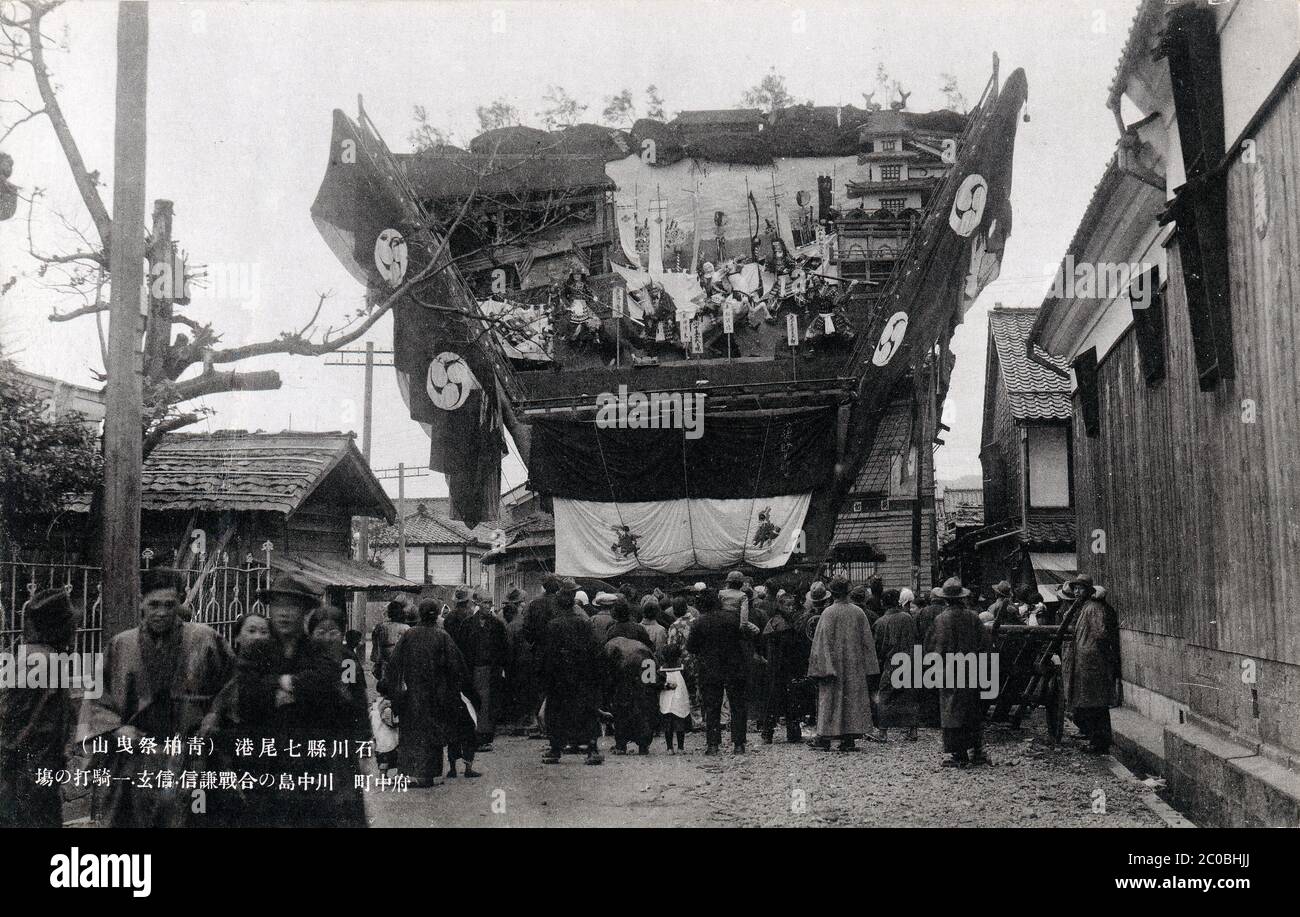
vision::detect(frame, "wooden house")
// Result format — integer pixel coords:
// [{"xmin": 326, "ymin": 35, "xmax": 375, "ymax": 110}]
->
[
  {"xmin": 943, "ymin": 307, "xmax": 1076, "ymax": 595},
  {"xmin": 65, "ymin": 431, "xmax": 418, "ymax": 625},
  {"xmin": 1030, "ymin": 0, "xmax": 1300, "ymax": 825},
  {"xmin": 369, "ymin": 497, "xmax": 497, "ymax": 591}
]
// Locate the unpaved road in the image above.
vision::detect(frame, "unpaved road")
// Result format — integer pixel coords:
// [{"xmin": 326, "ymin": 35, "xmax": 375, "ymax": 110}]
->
[{"xmin": 364, "ymin": 719, "xmax": 1167, "ymax": 828}]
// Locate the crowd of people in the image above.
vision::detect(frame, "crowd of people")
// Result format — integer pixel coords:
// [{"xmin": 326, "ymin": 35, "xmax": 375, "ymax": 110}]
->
[
  {"xmin": 0, "ymin": 563, "xmax": 1121, "ymax": 827},
  {"xmin": 369, "ymin": 568, "xmax": 1121, "ymax": 776}
]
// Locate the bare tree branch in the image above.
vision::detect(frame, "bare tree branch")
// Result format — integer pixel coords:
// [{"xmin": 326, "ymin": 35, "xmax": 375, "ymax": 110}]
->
[
  {"xmin": 47, "ymin": 300, "xmax": 107, "ymax": 321},
  {"xmin": 169, "ymin": 368, "xmax": 281, "ymax": 401},
  {"xmin": 18, "ymin": 0, "xmax": 112, "ymax": 247}
]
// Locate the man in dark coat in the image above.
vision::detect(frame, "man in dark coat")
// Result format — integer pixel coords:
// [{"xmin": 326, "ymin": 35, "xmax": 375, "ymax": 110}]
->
[
  {"xmin": 445, "ymin": 588, "xmax": 509, "ymax": 751},
  {"xmin": 760, "ymin": 591, "xmax": 812, "ymax": 744},
  {"xmin": 539, "ymin": 579, "xmax": 605, "ymax": 765},
  {"xmin": 1061, "ymin": 574, "xmax": 1120, "ymax": 753},
  {"xmin": 873, "ymin": 594, "xmax": 920, "ymax": 741},
  {"xmin": 914, "ymin": 588, "xmax": 947, "ymax": 727},
  {"xmin": 382, "ymin": 599, "xmax": 473, "ymax": 785},
  {"xmin": 524, "ymin": 575, "xmax": 561, "ymax": 653},
  {"xmin": 686, "ymin": 592, "xmax": 756, "ymax": 754},
  {"xmin": 605, "ymin": 597, "xmax": 653, "ymax": 650},
  {"xmin": 603, "ymin": 629, "xmax": 658, "ymax": 755},
  {"xmin": 501, "ymin": 589, "xmax": 534, "ymax": 729},
  {"xmin": 930, "ymin": 577, "xmax": 994, "ymax": 768},
  {"xmin": 1, "ymin": 588, "xmax": 77, "ymax": 827}
]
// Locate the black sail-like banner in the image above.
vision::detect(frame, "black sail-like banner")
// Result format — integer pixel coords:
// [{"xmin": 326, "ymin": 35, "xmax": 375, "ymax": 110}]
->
[
  {"xmin": 528, "ymin": 408, "xmax": 837, "ymax": 502},
  {"xmin": 311, "ymin": 107, "xmax": 502, "ymax": 526}
]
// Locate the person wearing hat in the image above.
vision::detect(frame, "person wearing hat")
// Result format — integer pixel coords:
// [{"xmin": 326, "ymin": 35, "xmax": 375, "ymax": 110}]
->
[
  {"xmin": 804, "ymin": 581, "xmax": 831, "ymax": 614},
  {"xmin": 848, "ymin": 584, "xmax": 880, "ymax": 628},
  {"xmin": 929, "ymin": 577, "xmax": 993, "ymax": 768},
  {"xmin": 912, "ymin": 581, "xmax": 949, "ymax": 727},
  {"xmin": 78, "ymin": 568, "xmax": 233, "ymax": 827},
  {"xmin": 1, "ymin": 587, "xmax": 77, "ymax": 827},
  {"xmin": 521, "ymin": 575, "xmax": 563, "ymax": 736},
  {"xmin": 502, "ymin": 588, "xmax": 535, "ymax": 731},
  {"xmin": 987, "ymin": 581, "xmax": 1022, "ymax": 627},
  {"xmin": 759, "ymin": 589, "xmax": 813, "ymax": 745},
  {"xmin": 686, "ymin": 582, "xmax": 758, "ymax": 755},
  {"xmin": 718, "ymin": 570, "xmax": 750, "ymax": 625},
  {"xmin": 500, "ymin": 588, "xmax": 525, "ymax": 625},
  {"xmin": 539, "ymin": 578, "xmax": 605, "ymax": 765},
  {"xmin": 806, "ymin": 575, "xmax": 879, "ymax": 752},
  {"xmin": 588, "ymin": 591, "xmax": 619, "ymax": 643},
  {"xmin": 1060, "ymin": 574, "xmax": 1119, "ymax": 754},
  {"xmin": 380, "ymin": 598, "xmax": 474, "ymax": 786},
  {"xmin": 248, "ymin": 569, "xmax": 379, "ymax": 819},
  {"xmin": 444, "ymin": 586, "xmax": 507, "ymax": 755}
]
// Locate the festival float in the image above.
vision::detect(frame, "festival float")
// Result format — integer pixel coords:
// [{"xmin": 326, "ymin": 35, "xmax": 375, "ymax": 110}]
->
[{"xmin": 310, "ymin": 62, "xmax": 1028, "ymax": 580}]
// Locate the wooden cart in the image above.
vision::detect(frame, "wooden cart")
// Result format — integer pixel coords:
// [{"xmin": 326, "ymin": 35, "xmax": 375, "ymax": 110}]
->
[{"xmin": 985, "ymin": 600, "xmax": 1082, "ymax": 742}]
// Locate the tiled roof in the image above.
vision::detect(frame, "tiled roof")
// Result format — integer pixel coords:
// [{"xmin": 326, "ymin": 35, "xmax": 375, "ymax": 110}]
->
[
  {"xmin": 483, "ymin": 512, "xmax": 555, "ymax": 563},
  {"xmin": 1107, "ymin": 0, "xmax": 1166, "ymax": 112},
  {"xmin": 371, "ymin": 505, "xmax": 495, "ymax": 548},
  {"xmin": 988, "ymin": 308, "xmax": 1072, "ymax": 421},
  {"xmin": 1024, "ymin": 518, "xmax": 1076, "ymax": 548},
  {"xmin": 272, "ymin": 552, "xmax": 421, "ymax": 591},
  {"xmin": 70, "ymin": 431, "xmax": 392, "ymax": 518}
]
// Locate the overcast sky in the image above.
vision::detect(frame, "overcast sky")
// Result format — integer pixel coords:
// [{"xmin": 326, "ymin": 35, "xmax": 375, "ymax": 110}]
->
[{"xmin": 0, "ymin": 0, "xmax": 1140, "ymax": 498}]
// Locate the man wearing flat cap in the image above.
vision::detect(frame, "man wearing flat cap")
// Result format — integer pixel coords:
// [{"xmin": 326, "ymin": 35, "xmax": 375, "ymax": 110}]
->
[
  {"xmin": 78, "ymin": 568, "xmax": 232, "ymax": 827},
  {"xmin": 1, "ymin": 587, "xmax": 77, "ymax": 827}
]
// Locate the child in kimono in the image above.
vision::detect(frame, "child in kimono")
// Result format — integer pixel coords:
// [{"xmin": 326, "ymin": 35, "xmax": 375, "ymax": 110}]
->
[{"xmin": 658, "ymin": 644, "xmax": 691, "ymax": 754}]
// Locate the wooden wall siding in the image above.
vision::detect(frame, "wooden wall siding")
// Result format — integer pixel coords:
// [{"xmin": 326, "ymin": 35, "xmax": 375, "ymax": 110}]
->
[
  {"xmin": 983, "ymin": 363, "xmax": 1020, "ymax": 524},
  {"xmin": 1073, "ymin": 76, "xmax": 1300, "ymax": 665}
]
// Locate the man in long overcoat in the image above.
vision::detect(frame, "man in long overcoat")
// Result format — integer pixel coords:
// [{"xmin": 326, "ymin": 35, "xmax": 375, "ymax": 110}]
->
[
  {"xmin": 930, "ymin": 577, "xmax": 994, "ymax": 768},
  {"xmin": 1061, "ymin": 574, "xmax": 1120, "ymax": 753},
  {"xmin": 873, "ymin": 595, "xmax": 920, "ymax": 741},
  {"xmin": 806, "ymin": 576, "xmax": 879, "ymax": 752},
  {"xmin": 539, "ymin": 579, "xmax": 604, "ymax": 765},
  {"xmin": 382, "ymin": 599, "xmax": 473, "ymax": 785}
]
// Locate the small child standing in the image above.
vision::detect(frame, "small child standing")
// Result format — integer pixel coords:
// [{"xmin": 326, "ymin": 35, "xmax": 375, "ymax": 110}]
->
[{"xmin": 658, "ymin": 644, "xmax": 691, "ymax": 754}]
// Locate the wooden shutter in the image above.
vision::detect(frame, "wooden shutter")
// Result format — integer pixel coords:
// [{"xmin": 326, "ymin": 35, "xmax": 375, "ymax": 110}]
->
[
  {"xmin": 1129, "ymin": 264, "xmax": 1166, "ymax": 383},
  {"xmin": 1157, "ymin": 3, "xmax": 1234, "ymax": 389},
  {"xmin": 1073, "ymin": 346, "xmax": 1101, "ymax": 438}
]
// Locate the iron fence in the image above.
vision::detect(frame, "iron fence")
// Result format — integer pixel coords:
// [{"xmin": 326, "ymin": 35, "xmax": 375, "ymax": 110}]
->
[{"xmin": 0, "ymin": 557, "xmax": 271, "ymax": 653}]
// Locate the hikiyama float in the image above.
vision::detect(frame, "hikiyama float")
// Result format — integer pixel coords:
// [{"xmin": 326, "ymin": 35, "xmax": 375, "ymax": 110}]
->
[{"xmin": 310, "ymin": 65, "xmax": 1028, "ymax": 579}]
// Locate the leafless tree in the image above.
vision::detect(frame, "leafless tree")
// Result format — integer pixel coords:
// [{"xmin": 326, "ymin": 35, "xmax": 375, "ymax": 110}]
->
[{"xmin": 0, "ymin": 1, "xmax": 584, "ymax": 461}]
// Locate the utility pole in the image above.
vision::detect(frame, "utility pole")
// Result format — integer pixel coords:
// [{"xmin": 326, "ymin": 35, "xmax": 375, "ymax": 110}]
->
[
  {"xmin": 102, "ymin": 1, "xmax": 149, "ymax": 638},
  {"xmin": 373, "ymin": 464, "xmax": 430, "ymax": 582},
  {"xmin": 326, "ymin": 343, "xmax": 394, "ymax": 628}
]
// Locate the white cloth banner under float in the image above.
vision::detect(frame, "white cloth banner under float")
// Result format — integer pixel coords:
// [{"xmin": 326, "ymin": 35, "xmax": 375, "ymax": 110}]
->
[{"xmin": 554, "ymin": 493, "xmax": 811, "ymax": 577}]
